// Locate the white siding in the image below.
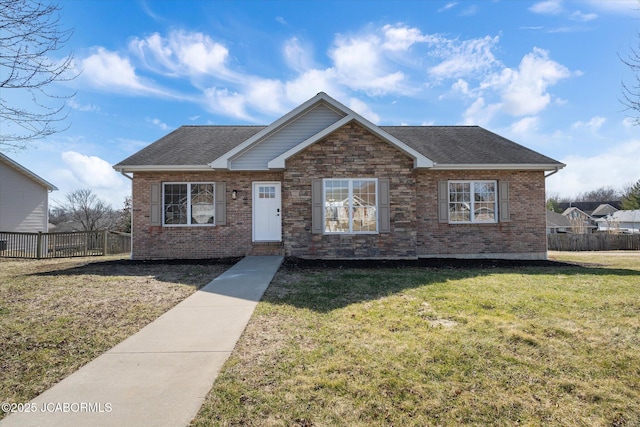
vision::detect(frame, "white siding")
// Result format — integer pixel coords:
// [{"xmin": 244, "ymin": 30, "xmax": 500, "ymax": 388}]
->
[
  {"xmin": 0, "ymin": 163, "xmax": 49, "ymax": 232},
  {"xmin": 230, "ymin": 104, "xmax": 345, "ymax": 170}
]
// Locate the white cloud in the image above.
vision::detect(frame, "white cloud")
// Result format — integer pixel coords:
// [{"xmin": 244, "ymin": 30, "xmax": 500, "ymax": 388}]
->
[
  {"xmin": 497, "ymin": 48, "xmax": 572, "ymax": 116},
  {"xmin": 283, "ymin": 37, "xmax": 314, "ymax": 72},
  {"xmin": 130, "ymin": 31, "xmax": 230, "ymax": 78},
  {"xmin": 348, "ymin": 97, "xmax": 380, "ymax": 123},
  {"xmin": 462, "ymin": 97, "xmax": 502, "ymax": 126},
  {"xmin": 68, "ymin": 98, "xmax": 100, "ymax": 112},
  {"xmin": 80, "ymin": 48, "xmax": 157, "ymax": 93},
  {"xmin": 571, "ymin": 116, "xmax": 606, "ymax": 132},
  {"xmin": 382, "ymin": 24, "xmax": 433, "ymax": 51},
  {"xmin": 510, "ymin": 116, "xmax": 540, "ymax": 135},
  {"xmin": 329, "ymin": 33, "xmax": 407, "ymax": 95},
  {"xmin": 284, "ymin": 69, "xmax": 341, "ymax": 104},
  {"xmin": 570, "ymin": 10, "xmax": 598, "ymax": 21},
  {"xmin": 438, "ymin": 2, "xmax": 457, "ymax": 12},
  {"xmin": 529, "ymin": 0, "xmax": 563, "ymax": 15},
  {"xmin": 547, "ymin": 139, "xmax": 640, "ymax": 197},
  {"xmin": 55, "ymin": 151, "xmax": 131, "ymax": 208},
  {"xmin": 203, "ymin": 87, "xmax": 253, "ymax": 121},
  {"xmin": 428, "ymin": 35, "xmax": 501, "ymax": 80},
  {"xmin": 147, "ymin": 118, "xmax": 170, "ymax": 131}
]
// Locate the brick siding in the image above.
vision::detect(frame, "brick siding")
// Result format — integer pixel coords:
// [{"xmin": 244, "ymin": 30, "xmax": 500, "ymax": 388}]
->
[
  {"xmin": 131, "ymin": 171, "xmax": 282, "ymax": 259},
  {"xmin": 130, "ymin": 124, "xmax": 548, "ymax": 260}
]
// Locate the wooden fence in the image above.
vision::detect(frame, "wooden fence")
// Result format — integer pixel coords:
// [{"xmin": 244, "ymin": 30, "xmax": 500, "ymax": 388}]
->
[
  {"xmin": 0, "ymin": 230, "xmax": 131, "ymax": 259},
  {"xmin": 548, "ymin": 233, "xmax": 640, "ymax": 251}
]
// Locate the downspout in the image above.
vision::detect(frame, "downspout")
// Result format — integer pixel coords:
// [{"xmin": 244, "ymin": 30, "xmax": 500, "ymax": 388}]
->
[
  {"xmin": 544, "ymin": 167, "xmax": 560, "ymax": 179},
  {"xmin": 118, "ymin": 170, "xmax": 133, "ymax": 180}
]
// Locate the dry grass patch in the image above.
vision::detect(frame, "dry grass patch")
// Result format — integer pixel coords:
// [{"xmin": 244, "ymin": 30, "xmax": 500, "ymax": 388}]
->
[
  {"xmin": 194, "ymin": 253, "xmax": 640, "ymax": 426},
  {"xmin": 0, "ymin": 255, "xmax": 231, "ymax": 418}
]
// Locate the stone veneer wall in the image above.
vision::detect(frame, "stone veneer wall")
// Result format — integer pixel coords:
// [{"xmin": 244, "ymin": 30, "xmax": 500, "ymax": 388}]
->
[
  {"xmin": 283, "ymin": 122, "xmax": 418, "ymax": 259},
  {"xmin": 131, "ymin": 171, "xmax": 282, "ymax": 259},
  {"xmin": 416, "ymin": 170, "xmax": 548, "ymax": 258},
  {"xmin": 130, "ymin": 127, "xmax": 548, "ymax": 260}
]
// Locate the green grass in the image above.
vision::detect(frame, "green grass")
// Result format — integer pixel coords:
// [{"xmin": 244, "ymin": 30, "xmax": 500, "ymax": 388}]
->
[
  {"xmin": 0, "ymin": 256, "xmax": 231, "ymax": 419},
  {"xmin": 193, "ymin": 252, "xmax": 640, "ymax": 426}
]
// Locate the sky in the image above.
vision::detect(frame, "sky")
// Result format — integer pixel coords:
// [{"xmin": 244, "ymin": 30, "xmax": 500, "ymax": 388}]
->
[{"xmin": 4, "ymin": 0, "xmax": 640, "ymax": 208}]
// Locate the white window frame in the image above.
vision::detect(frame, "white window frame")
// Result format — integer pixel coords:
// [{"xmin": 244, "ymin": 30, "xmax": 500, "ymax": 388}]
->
[
  {"xmin": 448, "ymin": 180, "xmax": 498, "ymax": 224},
  {"xmin": 323, "ymin": 178, "xmax": 378, "ymax": 234},
  {"xmin": 162, "ymin": 182, "xmax": 216, "ymax": 227}
]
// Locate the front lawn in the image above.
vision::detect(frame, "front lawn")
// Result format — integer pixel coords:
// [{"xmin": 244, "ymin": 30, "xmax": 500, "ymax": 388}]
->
[
  {"xmin": 0, "ymin": 256, "xmax": 231, "ymax": 419},
  {"xmin": 194, "ymin": 252, "xmax": 640, "ymax": 426}
]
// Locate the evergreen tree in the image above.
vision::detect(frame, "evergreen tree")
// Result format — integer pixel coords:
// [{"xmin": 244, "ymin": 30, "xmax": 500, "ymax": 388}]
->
[{"xmin": 621, "ymin": 179, "xmax": 640, "ymax": 210}]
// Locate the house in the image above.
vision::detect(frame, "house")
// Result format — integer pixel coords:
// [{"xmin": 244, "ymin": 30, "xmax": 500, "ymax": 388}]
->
[
  {"xmin": 596, "ymin": 210, "xmax": 640, "ymax": 234},
  {"xmin": 557, "ymin": 201, "xmax": 621, "ymax": 218},
  {"xmin": 114, "ymin": 92, "xmax": 565, "ymax": 261},
  {"xmin": 590, "ymin": 203, "xmax": 620, "ymax": 218},
  {"xmin": 561, "ymin": 206, "xmax": 598, "ymax": 234},
  {"xmin": 546, "ymin": 210, "xmax": 573, "ymax": 234},
  {"xmin": 0, "ymin": 153, "xmax": 57, "ymax": 233}
]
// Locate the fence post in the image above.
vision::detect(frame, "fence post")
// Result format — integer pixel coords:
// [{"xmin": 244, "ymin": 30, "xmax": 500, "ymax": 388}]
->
[
  {"xmin": 36, "ymin": 232, "xmax": 42, "ymax": 259},
  {"xmin": 103, "ymin": 230, "xmax": 109, "ymax": 256}
]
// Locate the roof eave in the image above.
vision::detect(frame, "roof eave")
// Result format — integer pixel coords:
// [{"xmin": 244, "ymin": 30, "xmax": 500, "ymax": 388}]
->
[
  {"xmin": 113, "ymin": 165, "xmax": 213, "ymax": 173},
  {"xmin": 0, "ymin": 153, "xmax": 58, "ymax": 191},
  {"xmin": 429, "ymin": 163, "xmax": 565, "ymax": 171}
]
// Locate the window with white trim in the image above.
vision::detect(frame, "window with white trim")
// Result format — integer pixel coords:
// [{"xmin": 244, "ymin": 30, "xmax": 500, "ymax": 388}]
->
[
  {"xmin": 163, "ymin": 182, "xmax": 215, "ymax": 226},
  {"xmin": 324, "ymin": 179, "xmax": 377, "ymax": 233},
  {"xmin": 448, "ymin": 180, "xmax": 497, "ymax": 223}
]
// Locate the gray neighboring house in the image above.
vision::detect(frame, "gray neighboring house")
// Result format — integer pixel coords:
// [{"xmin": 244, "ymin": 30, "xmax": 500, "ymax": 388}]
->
[
  {"xmin": 0, "ymin": 153, "xmax": 57, "ymax": 233},
  {"xmin": 596, "ymin": 210, "xmax": 640, "ymax": 234},
  {"xmin": 546, "ymin": 210, "xmax": 573, "ymax": 234}
]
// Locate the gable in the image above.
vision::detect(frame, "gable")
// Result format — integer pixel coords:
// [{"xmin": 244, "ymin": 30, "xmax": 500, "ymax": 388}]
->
[
  {"xmin": 229, "ymin": 103, "xmax": 346, "ymax": 170},
  {"xmin": 114, "ymin": 92, "xmax": 564, "ymax": 174}
]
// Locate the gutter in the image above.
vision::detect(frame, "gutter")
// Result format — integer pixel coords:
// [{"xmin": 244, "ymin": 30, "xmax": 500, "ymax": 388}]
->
[
  {"xmin": 544, "ymin": 167, "xmax": 561, "ymax": 179},
  {"xmin": 118, "ymin": 170, "xmax": 133, "ymax": 180}
]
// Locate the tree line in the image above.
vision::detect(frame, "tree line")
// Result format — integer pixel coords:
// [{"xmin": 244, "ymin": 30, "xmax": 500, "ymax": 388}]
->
[
  {"xmin": 547, "ymin": 179, "xmax": 640, "ymax": 212},
  {"xmin": 49, "ymin": 189, "xmax": 131, "ymax": 233}
]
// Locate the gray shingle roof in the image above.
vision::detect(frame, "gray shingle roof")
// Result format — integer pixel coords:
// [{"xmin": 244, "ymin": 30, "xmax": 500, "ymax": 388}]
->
[
  {"xmin": 115, "ymin": 124, "xmax": 563, "ymax": 168},
  {"xmin": 116, "ymin": 126, "xmax": 265, "ymax": 167},
  {"xmin": 383, "ymin": 126, "xmax": 560, "ymax": 165}
]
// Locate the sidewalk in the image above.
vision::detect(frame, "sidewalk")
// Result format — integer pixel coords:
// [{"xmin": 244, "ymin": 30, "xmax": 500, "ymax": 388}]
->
[{"xmin": 1, "ymin": 256, "xmax": 283, "ymax": 427}]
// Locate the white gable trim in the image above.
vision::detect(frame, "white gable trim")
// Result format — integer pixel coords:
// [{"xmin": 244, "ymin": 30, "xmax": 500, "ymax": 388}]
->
[
  {"xmin": 0, "ymin": 153, "xmax": 58, "ymax": 191},
  {"xmin": 209, "ymin": 93, "xmax": 340, "ymax": 169},
  {"xmin": 209, "ymin": 92, "xmax": 434, "ymax": 170}
]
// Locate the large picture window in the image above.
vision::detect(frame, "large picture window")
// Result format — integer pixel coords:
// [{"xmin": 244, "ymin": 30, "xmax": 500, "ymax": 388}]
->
[
  {"xmin": 163, "ymin": 182, "xmax": 215, "ymax": 226},
  {"xmin": 324, "ymin": 179, "xmax": 377, "ymax": 233},
  {"xmin": 448, "ymin": 180, "xmax": 497, "ymax": 223}
]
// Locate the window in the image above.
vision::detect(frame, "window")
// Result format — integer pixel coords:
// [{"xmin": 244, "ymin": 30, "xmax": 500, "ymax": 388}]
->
[
  {"xmin": 448, "ymin": 181, "xmax": 497, "ymax": 223},
  {"xmin": 163, "ymin": 183, "xmax": 215, "ymax": 226},
  {"xmin": 324, "ymin": 179, "xmax": 377, "ymax": 233}
]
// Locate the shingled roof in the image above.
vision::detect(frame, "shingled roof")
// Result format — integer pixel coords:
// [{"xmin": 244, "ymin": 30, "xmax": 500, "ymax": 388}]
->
[
  {"xmin": 114, "ymin": 92, "xmax": 563, "ymax": 172},
  {"xmin": 115, "ymin": 124, "xmax": 563, "ymax": 170}
]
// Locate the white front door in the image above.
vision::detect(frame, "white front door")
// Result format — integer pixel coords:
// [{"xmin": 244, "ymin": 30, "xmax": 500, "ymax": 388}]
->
[{"xmin": 253, "ymin": 182, "xmax": 282, "ymax": 242}]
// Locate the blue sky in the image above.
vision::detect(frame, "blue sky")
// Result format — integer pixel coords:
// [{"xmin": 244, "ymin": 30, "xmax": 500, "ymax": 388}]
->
[{"xmin": 5, "ymin": 0, "xmax": 640, "ymax": 208}]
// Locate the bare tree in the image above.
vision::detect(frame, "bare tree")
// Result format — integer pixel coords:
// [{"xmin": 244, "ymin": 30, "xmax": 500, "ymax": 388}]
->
[
  {"xmin": 61, "ymin": 189, "xmax": 114, "ymax": 231},
  {"xmin": 0, "ymin": 0, "xmax": 77, "ymax": 150},
  {"xmin": 574, "ymin": 186, "xmax": 622, "ymax": 202}
]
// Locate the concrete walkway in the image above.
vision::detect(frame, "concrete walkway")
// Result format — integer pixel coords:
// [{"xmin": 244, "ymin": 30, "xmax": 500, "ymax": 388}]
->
[{"xmin": 2, "ymin": 256, "xmax": 283, "ymax": 427}]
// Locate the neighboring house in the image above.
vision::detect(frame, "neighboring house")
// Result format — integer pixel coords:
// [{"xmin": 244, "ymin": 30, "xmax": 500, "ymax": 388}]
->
[
  {"xmin": 590, "ymin": 203, "xmax": 619, "ymax": 218},
  {"xmin": 562, "ymin": 207, "xmax": 597, "ymax": 234},
  {"xmin": 557, "ymin": 201, "xmax": 621, "ymax": 218},
  {"xmin": 0, "ymin": 153, "xmax": 57, "ymax": 233},
  {"xmin": 596, "ymin": 210, "xmax": 640, "ymax": 234},
  {"xmin": 546, "ymin": 210, "xmax": 573, "ymax": 234},
  {"xmin": 114, "ymin": 92, "xmax": 565, "ymax": 261}
]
